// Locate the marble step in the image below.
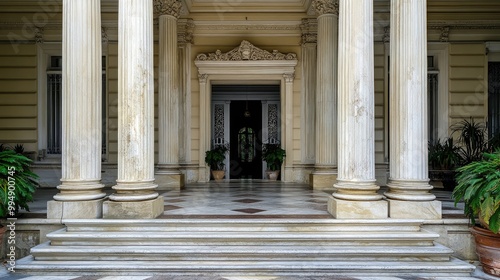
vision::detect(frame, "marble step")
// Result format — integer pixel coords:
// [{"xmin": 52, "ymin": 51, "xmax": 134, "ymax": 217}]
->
[
  {"xmin": 31, "ymin": 242, "xmax": 454, "ymax": 261},
  {"xmin": 16, "ymin": 257, "xmax": 475, "ymax": 277},
  {"xmin": 62, "ymin": 218, "xmax": 424, "ymax": 232},
  {"xmin": 47, "ymin": 228, "xmax": 439, "ymax": 246}
]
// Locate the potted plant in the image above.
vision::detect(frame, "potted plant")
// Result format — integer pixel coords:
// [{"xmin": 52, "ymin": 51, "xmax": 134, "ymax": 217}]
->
[
  {"xmin": 262, "ymin": 141, "xmax": 286, "ymax": 180},
  {"xmin": 451, "ymin": 118, "xmax": 488, "ymax": 165},
  {"xmin": 452, "ymin": 151, "xmax": 500, "ymax": 276},
  {"xmin": 204, "ymin": 143, "xmax": 229, "ymax": 181},
  {"xmin": 428, "ymin": 138, "xmax": 461, "ymax": 190}
]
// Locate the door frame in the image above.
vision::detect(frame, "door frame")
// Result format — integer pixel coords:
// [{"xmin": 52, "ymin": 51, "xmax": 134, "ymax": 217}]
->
[{"xmin": 195, "ymin": 60, "xmax": 297, "ymax": 182}]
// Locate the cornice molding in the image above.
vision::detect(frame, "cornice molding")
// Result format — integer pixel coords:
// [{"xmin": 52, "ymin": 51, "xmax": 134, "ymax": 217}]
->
[{"xmin": 195, "ymin": 40, "xmax": 297, "ymax": 61}]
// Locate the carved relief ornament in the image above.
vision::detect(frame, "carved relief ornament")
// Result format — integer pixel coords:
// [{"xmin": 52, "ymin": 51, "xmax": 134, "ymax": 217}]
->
[
  {"xmin": 195, "ymin": 40, "xmax": 297, "ymax": 61},
  {"xmin": 312, "ymin": 0, "xmax": 339, "ymax": 16},
  {"xmin": 153, "ymin": 0, "xmax": 182, "ymax": 18}
]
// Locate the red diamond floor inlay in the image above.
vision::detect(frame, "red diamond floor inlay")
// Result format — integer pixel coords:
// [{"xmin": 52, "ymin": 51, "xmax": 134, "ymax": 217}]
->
[
  {"xmin": 164, "ymin": 205, "xmax": 183, "ymax": 211},
  {"xmin": 232, "ymin": 208, "xmax": 266, "ymax": 214},
  {"xmin": 232, "ymin": 199, "xmax": 262, "ymax": 203}
]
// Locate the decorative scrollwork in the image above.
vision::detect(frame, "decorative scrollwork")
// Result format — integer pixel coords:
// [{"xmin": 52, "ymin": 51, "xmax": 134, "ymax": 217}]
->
[
  {"xmin": 268, "ymin": 104, "xmax": 279, "ymax": 141},
  {"xmin": 214, "ymin": 104, "xmax": 225, "ymax": 140},
  {"xmin": 195, "ymin": 40, "xmax": 297, "ymax": 61}
]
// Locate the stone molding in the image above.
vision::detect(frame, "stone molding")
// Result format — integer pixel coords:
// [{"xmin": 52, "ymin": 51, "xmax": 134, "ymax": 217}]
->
[
  {"xmin": 312, "ymin": 0, "xmax": 339, "ymax": 16},
  {"xmin": 153, "ymin": 0, "xmax": 182, "ymax": 18},
  {"xmin": 195, "ymin": 40, "xmax": 297, "ymax": 61}
]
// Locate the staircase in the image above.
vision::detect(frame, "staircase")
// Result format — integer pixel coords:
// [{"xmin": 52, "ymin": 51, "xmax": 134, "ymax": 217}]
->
[{"xmin": 17, "ymin": 218, "xmax": 475, "ymax": 277}]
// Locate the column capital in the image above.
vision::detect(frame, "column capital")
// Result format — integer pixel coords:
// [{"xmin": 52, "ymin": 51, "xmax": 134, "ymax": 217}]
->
[
  {"xmin": 300, "ymin": 18, "xmax": 318, "ymax": 45},
  {"xmin": 312, "ymin": 0, "xmax": 339, "ymax": 16},
  {"xmin": 154, "ymin": 0, "xmax": 182, "ymax": 18},
  {"xmin": 198, "ymin": 73, "xmax": 209, "ymax": 83},
  {"xmin": 283, "ymin": 73, "xmax": 294, "ymax": 83},
  {"xmin": 178, "ymin": 19, "xmax": 194, "ymax": 44},
  {"xmin": 34, "ymin": 26, "xmax": 44, "ymax": 44},
  {"xmin": 101, "ymin": 27, "xmax": 109, "ymax": 44}
]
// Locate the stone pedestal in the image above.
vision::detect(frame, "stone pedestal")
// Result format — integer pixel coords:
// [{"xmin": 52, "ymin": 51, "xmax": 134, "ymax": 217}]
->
[
  {"xmin": 155, "ymin": 173, "xmax": 185, "ymax": 190},
  {"xmin": 103, "ymin": 196, "xmax": 164, "ymax": 219},
  {"xmin": 47, "ymin": 198, "xmax": 105, "ymax": 219},
  {"xmin": 388, "ymin": 199, "xmax": 442, "ymax": 219},
  {"xmin": 328, "ymin": 197, "xmax": 388, "ymax": 219},
  {"xmin": 309, "ymin": 172, "xmax": 337, "ymax": 190}
]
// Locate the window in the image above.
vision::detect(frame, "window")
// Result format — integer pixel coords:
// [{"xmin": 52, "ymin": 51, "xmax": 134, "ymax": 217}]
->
[
  {"xmin": 46, "ymin": 56, "xmax": 107, "ymax": 155},
  {"xmin": 488, "ymin": 62, "xmax": 500, "ymax": 138},
  {"xmin": 428, "ymin": 56, "xmax": 439, "ymax": 143}
]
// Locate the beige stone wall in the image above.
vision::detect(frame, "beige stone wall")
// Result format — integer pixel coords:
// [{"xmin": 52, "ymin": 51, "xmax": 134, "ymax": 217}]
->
[
  {"xmin": 448, "ymin": 43, "xmax": 488, "ymax": 130},
  {"xmin": 0, "ymin": 44, "xmax": 38, "ymax": 152}
]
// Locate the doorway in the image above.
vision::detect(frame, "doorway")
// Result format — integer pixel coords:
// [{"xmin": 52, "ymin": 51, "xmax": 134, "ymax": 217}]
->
[{"xmin": 229, "ymin": 100, "xmax": 263, "ymax": 179}]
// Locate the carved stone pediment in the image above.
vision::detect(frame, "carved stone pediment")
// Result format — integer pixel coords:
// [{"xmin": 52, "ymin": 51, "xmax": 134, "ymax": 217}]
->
[{"xmin": 195, "ymin": 40, "xmax": 297, "ymax": 61}]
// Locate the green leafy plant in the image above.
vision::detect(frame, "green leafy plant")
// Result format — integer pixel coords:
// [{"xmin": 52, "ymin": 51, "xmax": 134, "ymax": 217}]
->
[
  {"xmin": 0, "ymin": 150, "xmax": 39, "ymax": 217},
  {"xmin": 205, "ymin": 143, "xmax": 229, "ymax": 171},
  {"xmin": 262, "ymin": 141, "xmax": 286, "ymax": 171},
  {"xmin": 451, "ymin": 118, "xmax": 487, "ymax": 165},
  {"xmin": 428, "ymin": 138, "xmax": 461, "ymax": 170},
  {"xmin": 13, "ymin": 144, "xmax": 24, "ymax": 154},
  {"xmin": 453, "ymin": 151, "xmax": 500, "ymax": 233}
]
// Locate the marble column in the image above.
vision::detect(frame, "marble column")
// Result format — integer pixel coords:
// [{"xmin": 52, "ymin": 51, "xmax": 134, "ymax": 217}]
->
[
  {"xmin": 282, "ymin": 73, "xmax": 295, "ymax": 182},
  {"xmin": 385, "ymin": 0, "xmax": 441, "ymax": 219},
  {"xmin": 310, "ymin": 0, "xmax": 339, "ymax": 190},
  {"xmin": 47, "ymin": 0, "xmax": 105, "ymax": 219},
  {"xmin": 178, "ymin": 19, "xmax": 194, "ymax": 182},
  {"xmin": 328, "ymin": 0, "xmax": 388, "ymax": 218},
  {"xmin": 103, "ymin": 0, "xmax": 164, "ymax": 219},
  {"xmin": 300, "ymin": 19, "xmax": 317, "ymax": 169},
  {"xmin": 198, "ymin": 73, "xmax": 210, "ymax": 182},
  {"xmin": 154, "ymin": 0, "xmax": 185, "ymax": 190}
]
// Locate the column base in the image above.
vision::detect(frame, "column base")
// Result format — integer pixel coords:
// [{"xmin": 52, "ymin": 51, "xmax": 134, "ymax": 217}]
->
[
  {"xmin": 388, "ymin": 199, "xmax": 442, "ymax": 219},
  {"xmin": 155, "ymin": 173, "xmax": 185, "ymax": 190},
  {"xmin": 103, "ymin": 196, "xmax": 164, "ymax": 219},
  {"xmin": 47, "ymin": 198, "xmax": 105, "ymax": 219},
  {"xmin": 327, "ymin": 197, "xmax": 388, "ymax": 219},
  {"xmin": 309, "ymin": 173, "xmax": 337, "ymax": 190}
]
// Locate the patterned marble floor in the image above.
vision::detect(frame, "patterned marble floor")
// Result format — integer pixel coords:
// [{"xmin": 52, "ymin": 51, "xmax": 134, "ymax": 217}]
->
[
  {"xmin": 159, "ymin": 181, "xmax": 331, "ymax": 218},
  {"xmin": 21, "ymin": 180, "xmax": 465, "ymax": 219}
]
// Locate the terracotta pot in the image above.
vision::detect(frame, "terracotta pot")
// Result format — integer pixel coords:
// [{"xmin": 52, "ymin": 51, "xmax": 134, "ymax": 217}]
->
[
  {"xmin": 266, "ymin": 170, "xmax": 279, "ymax": 181},
  {"xmin": 470, "ymin": 226, "xmax": 500, "ymax": 276},
  {"xmin": 211, "ymin": 170, "xmax": 225, "ymax": 181}
]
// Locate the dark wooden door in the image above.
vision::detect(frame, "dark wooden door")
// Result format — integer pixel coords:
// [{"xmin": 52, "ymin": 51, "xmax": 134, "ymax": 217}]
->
[{"xmin": 229, "ymin": 100, "xmax": 262, "ymax": 179}]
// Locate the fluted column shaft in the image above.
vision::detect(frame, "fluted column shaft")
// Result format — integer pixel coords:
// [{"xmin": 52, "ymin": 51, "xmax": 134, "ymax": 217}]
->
[
  {"xmin": 156, "ymin": 0, "xmax": 182, "ymax": 171},
  {"xmin": 314, "ymin": 0, "xmax": 338, "ymax": 170},
  {"xmin": 110, "ymin": 0, "xmax": 158, "ymax": 202},
  {"xmin": 334, "ymin": 0, "xmax": 382, "ymax": 201},
  {"xmin": 55, "ymin": 0, "xmax": 104, "ymax": 201},
  {"xmin": 385, "ymin": 0, "xmax": 436, "ymax": 201}
]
